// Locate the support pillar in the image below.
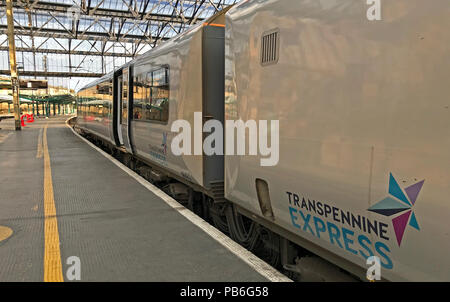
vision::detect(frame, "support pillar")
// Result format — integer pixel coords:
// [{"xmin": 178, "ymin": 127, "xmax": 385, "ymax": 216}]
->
[{"xmin": 6, "ymin": 0, "xmax": 21, "ymax": 130}]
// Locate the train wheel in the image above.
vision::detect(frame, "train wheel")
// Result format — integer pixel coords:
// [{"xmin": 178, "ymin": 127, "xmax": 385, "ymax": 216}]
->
[
  {"xmin": 258, "ymin": 227, "xmax": 281, "ymax": 268},
  {"xmin": 207, "ymin": 199, "xmax": 229, "ymax": 234},
  {"xmin": 225, "ymin": 205, "xmax": 260, "ymax": 252},
  {"xmin": 226, "ymin": 205, "xmax": 282, "ymax": 267}
]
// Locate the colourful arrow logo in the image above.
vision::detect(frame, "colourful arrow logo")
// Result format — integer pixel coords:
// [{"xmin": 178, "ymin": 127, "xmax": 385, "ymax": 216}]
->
[{"xmin": 368, "ymin": 173, "xmax": 424, "ymax": 246}]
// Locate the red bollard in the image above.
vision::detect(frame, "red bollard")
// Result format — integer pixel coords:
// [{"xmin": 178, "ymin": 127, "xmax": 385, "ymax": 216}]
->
[{"xmin": 26, "ymin": 114, "xmax": 34, "ymax": 123}]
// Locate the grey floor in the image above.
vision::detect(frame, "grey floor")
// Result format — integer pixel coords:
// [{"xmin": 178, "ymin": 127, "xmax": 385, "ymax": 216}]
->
[{"xmin": 0, "ymin": 117, "xmax": 268, "ymax": 281}]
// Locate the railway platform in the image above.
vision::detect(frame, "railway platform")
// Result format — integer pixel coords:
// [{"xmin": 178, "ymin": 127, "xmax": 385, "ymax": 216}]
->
[{"xmin": 0, "ymin": 116, "xmax": 287, "ymax": 282}]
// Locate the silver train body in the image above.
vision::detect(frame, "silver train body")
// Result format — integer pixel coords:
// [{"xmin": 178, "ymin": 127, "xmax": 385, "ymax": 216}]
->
[
  {"xmin": 76, "ymin": 0, "xmax": 450, "ymax": 281},
  {"xmin": 77, "ymin": 13, "xmax": 226, "ymax": 198}
]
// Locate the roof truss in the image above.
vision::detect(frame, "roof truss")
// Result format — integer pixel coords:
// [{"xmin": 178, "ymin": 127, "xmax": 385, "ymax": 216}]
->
[{"xmin": 0, "ymin": 0, "xmax": 237, "ymax": 86}]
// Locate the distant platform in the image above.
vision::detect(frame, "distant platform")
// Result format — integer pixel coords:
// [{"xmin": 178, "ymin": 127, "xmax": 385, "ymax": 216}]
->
[{"xmin": 0, "ymin": 114, "xmax": 13, "ymax": 121}]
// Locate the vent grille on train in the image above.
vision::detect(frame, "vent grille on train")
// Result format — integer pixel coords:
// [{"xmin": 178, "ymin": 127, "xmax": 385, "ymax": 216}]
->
[{"xmin": 261, "ymin": 29, "xmax": 279, "ymax": 66}]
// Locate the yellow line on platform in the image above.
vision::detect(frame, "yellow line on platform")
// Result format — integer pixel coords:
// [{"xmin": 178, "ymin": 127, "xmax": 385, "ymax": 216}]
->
[
  {"xmin": 0, "ymin": 226, "xmax": 13, "ymax": 242},
  {"xmin": 43, "ymin": 123, "xmax": 64, "ymax": 282}
]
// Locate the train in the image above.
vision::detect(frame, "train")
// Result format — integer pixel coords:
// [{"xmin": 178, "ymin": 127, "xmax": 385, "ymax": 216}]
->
[{"xmin": 75, "ymin": 0, "xmax": 450, "ymax": 281}]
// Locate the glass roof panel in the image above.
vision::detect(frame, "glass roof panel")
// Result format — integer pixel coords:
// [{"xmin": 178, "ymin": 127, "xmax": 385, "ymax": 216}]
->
[{"xmin": 0, "ymin": 0, "xmax": 240, "ymax": 91}]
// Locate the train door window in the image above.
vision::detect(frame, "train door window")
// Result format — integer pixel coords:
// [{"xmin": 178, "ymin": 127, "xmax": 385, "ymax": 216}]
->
[
  {"xmin": 122, "ymin": 70, "xmax": 128, "ymax": 124},
  {"xmin": 143, "ymin": 72, "xmax": 152, "ymax": 121},
  {"xmin": 109, "ymin": 80, "xmax": 113, "ymax": 118},
  {"xmin": 118, "ymin": 76, "xmax": 123, "ymax": 124},
  {"xmin": 132, "ymin": 74, "xmax": 145, "ymax": 120}
]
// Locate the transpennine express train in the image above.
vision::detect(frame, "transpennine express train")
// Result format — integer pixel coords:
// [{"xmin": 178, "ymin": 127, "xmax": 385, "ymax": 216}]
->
[{"xmin": 75, "ymin": 0, "xmax": 450, "ymax": 281}]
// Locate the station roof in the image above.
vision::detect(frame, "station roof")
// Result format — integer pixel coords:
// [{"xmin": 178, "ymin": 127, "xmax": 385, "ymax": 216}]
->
[{"xmin": 0, "ymin": 0, "xmax": 239, "ymax": 92}]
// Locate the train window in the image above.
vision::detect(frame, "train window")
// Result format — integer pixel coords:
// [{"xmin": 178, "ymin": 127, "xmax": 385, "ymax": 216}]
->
[
  {"xmin": 261, "ymin": 29, "xmax": 280, "ymax": 66},
  {"xmin": 96, "ymin": 80, "xmax": 112, "ymax": 118},
  {"xmin": 149, "ymin": 67, "xmax": 169, "ymax": 123},
  {"xmin": 133, "ymin": 66, "xmax": 169, "ymax": 123},
  {"xmin": 122, "ymin": 74, "xmax": 128, "ymax": 123},
  {"xmin": 132, "ymin": 74, "xmax": 146, "ymax": 120}
]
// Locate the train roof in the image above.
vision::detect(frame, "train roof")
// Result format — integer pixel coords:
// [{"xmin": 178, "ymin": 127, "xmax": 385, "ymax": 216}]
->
[{"xmin": 77, "ymin": 7, "xmax": 231, "ymax": 93}]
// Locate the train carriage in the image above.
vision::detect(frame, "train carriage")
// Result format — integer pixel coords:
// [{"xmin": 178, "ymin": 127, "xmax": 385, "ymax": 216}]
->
[
  {"xmin": 76, "ymin": 0, "xmax": 450, "ymax": 282},
  {"xmin": 77, "ymin": 12, "xmax": 228, "ymax": 199},
  {"xmin": 224, "ymin": 0, "xmax": 450, "ymax": 281}
]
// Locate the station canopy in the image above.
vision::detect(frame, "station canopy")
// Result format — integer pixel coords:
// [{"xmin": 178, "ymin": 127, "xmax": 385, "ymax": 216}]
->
[{"xmin": 0, "ymin": 0, "xmax": 239, "ymax": 92}]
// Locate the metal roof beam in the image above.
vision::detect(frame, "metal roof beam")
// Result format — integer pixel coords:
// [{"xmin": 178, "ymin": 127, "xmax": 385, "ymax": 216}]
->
[
  {"xmin": 2, "ymin": 1, "xmax": 204, "ymax": 24},
  {"xmin": 0, "ymin": 70, "xmax": 104, "ymax": 78},
  {"xmin": 0, "ymin": 25, "xmax": 170, "ymax": 44},
  {"xmin": 0, "ymin": 48, "xmax": 130, "ymax": 61}
]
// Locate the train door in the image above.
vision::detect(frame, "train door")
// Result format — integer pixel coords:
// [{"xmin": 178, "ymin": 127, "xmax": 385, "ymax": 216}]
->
[
  {"xmin": 127, "ymin": 66, "xmax": 135, "ymax": 154},
  {"xmin": 116, "ymin": 74, "xmax": 124, "ymax": 146},
  {"xmin": 119, "ymin": 68, "xmax": 132, "ymax": 152}
]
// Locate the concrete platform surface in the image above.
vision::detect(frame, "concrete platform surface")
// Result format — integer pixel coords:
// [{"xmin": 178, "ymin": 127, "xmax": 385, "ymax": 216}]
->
[{"xmin": 0, "ymin": 117, "xmax": 272, "ymax": 282}]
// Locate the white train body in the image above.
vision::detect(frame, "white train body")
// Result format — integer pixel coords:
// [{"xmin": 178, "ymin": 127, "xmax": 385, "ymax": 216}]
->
[
  {"xmin": 78, "ymin": 19, "xmax": 226, "ymax": 196},
  {"xmin": 224, "ymin": 0, "xmax": 450, "ymax": 281},
  {"xmin": 131, "ymin": 24, "xmax": 205, "ymax": 187},
  {"xmin": 76, "ymin": 0, "xmax": 450, "ymax": 281}
]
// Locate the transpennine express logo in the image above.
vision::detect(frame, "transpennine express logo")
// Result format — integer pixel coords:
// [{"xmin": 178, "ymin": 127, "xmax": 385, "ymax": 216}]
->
[{"xmin": 368, "ymin": 173, "xmax": 424, "ymax": 246}]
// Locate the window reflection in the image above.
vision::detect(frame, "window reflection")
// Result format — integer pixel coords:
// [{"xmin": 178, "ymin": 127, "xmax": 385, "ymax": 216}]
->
[{"xmin": 133, "ymin": 66, "xmax": 169, "ymax": 123}]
